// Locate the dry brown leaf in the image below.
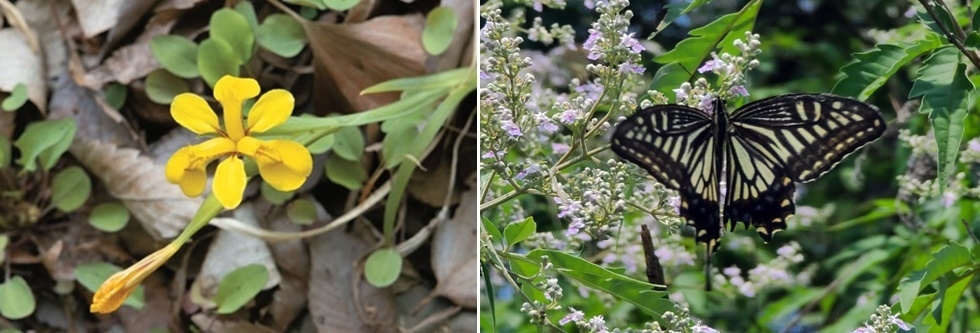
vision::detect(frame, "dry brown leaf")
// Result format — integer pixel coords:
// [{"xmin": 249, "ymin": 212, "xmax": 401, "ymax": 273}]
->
[
  {"xmin": 407, "ymin": 151, "xmax": 456, "ymax": 207},
  {"xmin": 190, "ymin": 314, "xmax": 280, "ymax": 333},
  {"xmin": 255, "ymin": 200, "xmax": 310, "ymax": 331},
  {"xmin": 0, "ymin": 29, "xmax": 47, "ymax": 112},
  {"xmin": 117, "ymin": 273, "xmax": 175, "ymax": 332},
  {"xmin": 303, "ymin": 14, "xmax": 427, "ymax": 114},
  {"xmin": 83, "ymin": 41, "xmax": 162, "ymax": 88},
  {"xmin": 429, "ymin": 173, "xmax": 477, "ymax": 308},
  {"xmin": 308, "ymin": 221, "xmax": 397, "ymax": 332},
  {"xmin": 104, "ymin": 0, "xmax": 159, "ymax": 50},
  {"xmin": 16, "ymin": 0, "xmax": 71, "ymax": 81},
  {"xmin": 71, "ymin": 0, "xmax": 127, "ymax": 38}
]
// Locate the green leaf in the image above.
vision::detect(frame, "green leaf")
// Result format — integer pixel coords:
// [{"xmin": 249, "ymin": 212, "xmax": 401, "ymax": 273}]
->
[
  {"xmin": 2, "ymin": 83, "xmax": 28, "ymax": 111},
  {"xmin": 286, "ymin": 198, "xmax": 317, "ymax": 225},
  {"xmin": 363, "ymin": 68, "xmax": 470, "ymax": 93},
  {"xmin": 503, "ymin": 217, "xmax": 536, "ymax": 248},
  {"xmin": 910, "ymin": 46, "xmax": 974, "ymax": 192},
  {"xmin": 0, "ymin": 136, "xmax": 10, "ymax": 169},
  {"xmin": 197, "ymin": 38, "xmax": 241, "ymax": 88},
  {"xmin": 422, "ymin": 6, "xmax": 458, "ymax": 55},
  {"xmin": 104, "ymin": 82, "xmax": 128, "ymax": 109},
  {"xmin": 51, "ymin": 166, "xmax": 91, "ymax": 212},
  {"xmin": 75, "ymin": 262, "xmax": 144, "ymax": 309},
  {"xmin": 0, "ymin": 276, "xmax": 35, "ymax": 319},
  {"xmin": 898, "ymin": 242, "xmax": 971, "ymax": 312},
  {"xmin": 527, "ymin": 249, "xmax": 673, "ymax": 318},
  {"xmin": 257, "ymin": 14, "xmax": 306, "ymax": 58},
  {"xmin": 145, "ymin": 69, "xmax": 190, "ymax": 104},
  {"xmin": 323, "ymin": 0, "xmax": 359, "ymax": 11},
  {"xmin": 332, "ymin": 126, "xmax": 364, "ymax": 161},
  {"xmin": 89, "ymin": 202, "xmax": 129, "ymax": 232},
  {"xmin": 284, "ymin": 0, "xmax": 327, "ymax": 10},
  {"xmin": 364, "ymin": 248, "xmax": 401, "ymax": 287},
  {"xmin": 234, "ymin": 1, "xmax": 259, "ymax": 34},
  {"xmin": 653, "ymin": 0, "xmax": 760, "ymax": 76},
  {"xmin": 655, "ymin": 0, "xmax": 710, "ymax": 34},
  {"xmin": 307, "ymin": 132, "xmax": 335, "ymax": 154},
  {"xmin": 260, "ymin": 181, "xmax": 294, "ymax": 204},
  {"xmin": 832, "ymin": 35, "xmax": 941, "ymax": 100},
  {"xmin": 647, "ymin": 62, "xmax": 692, "ymax": 102},
  {"xmin": 150, "ymin": 35, "xmax": 199, "ymax": 79},
  {"xmin": 758, "ymin": 287, "xmax": 822, "ymax": 324},
  {"xmin": 325, "ymin": 153, "xmax": 366, "ymax": 190},
  {"xmin": 915, "ymin": 4, "xmax": 959, "ymax": 39},
  {"xmin": 214, "ymin": 264, "xmax": 268, "ymax": 314},
  {"xmin": 210, "ymin": 8, "xmax": 254, "ymax": 64},
  {"xmin": 925, "ymin": 273, "xmax": 974, "ymax": 332},
  {"xmin": 14, "ymin": 118, "xmax": 76, "ymax": 172},
  {"xmin": 482, "ymin": 217, "xmax": 503, "ymax": 246}
]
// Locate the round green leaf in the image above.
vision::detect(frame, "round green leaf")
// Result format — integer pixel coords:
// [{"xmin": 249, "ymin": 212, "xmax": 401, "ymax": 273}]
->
[
  {"xmin": 198, "ymin": 38, "xmax": 241, "ymax": 88},
  {"xmin": 150, "ymin": 35, "xmax": 199, "ymax": 79},
  {"xmin": 286, "ymin": 198, "xmax": 317, "ymax": 225},
  {"xmin": 51, "ymin": 166, "xmax": 91, "ymax": 212},
  {"xmin": 325, "ymin": 153, "xmax": 366, "ymax": 190},
  {"xmin": 307, "ymin": 133, "xmax": 335, "ymax": 154},
  {"xmin": 145, "ymin": 69, "xmax": 190, "ymax": 104},
  {"xmin": 333, "ymin": 126, "xmax": 364, "ymax": 161},
  {"xmin": 365, "ymin": 248, "xmax": 401, "ymax": 287},
  {"xmin": 214, "ymin": 264, "xmax": 268, "ymax": 314},
  {"xmin": 0, "ymin": 276, "xmax": 35, "ymax": 319},
  {"xmin": 422, "ymin": 6, "xmax": 458, "ymax": 55},
  {"xmin": 104, "ymin": 82, "xmax": 128, "ymax": 109},
  {"xmin": 210, "ymin": 8, "xmax": 254, "ymax": 64},
  {"xmin": 323, "ymin": 0, "xmax": 359, "ymax": 11},
  {"xmin": 75, "ymin": 262, "xmax": 144, "ymax": 309},
  {"xmin": 89, "ymin": 202, "xmax": 130, "ymax": 232},
  {"xmin": 2, "ymin": 83, "xmax": 28, "ymax": 111},
  {"xmin": 260, "ymin": 181, "xmax": 294, "ymax": 204},
  {"xmin": 257, "ymin": 14, "xmax": 307, "ymax": 58},
  {"xmin": 234, "ymin": 1, "xmax": 259, "ymax": 34}
]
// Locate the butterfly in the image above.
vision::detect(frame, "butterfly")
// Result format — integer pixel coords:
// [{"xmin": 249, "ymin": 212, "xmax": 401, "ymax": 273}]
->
[{"xmin": 611, "ymin": 94, "xmax": 886, "ymax": 257}]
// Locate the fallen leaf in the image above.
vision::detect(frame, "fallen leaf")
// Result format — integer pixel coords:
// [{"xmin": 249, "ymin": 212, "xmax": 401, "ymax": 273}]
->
[
  {"xmin": 308, "ymin": 221, "xmax": 397, "ymax": 332},
  {"xmin": 71, "ymin": 0, "xmax": 127, "ymax": 38},
  {"xmin": 83, "ymin": 41, "xmax": 162, "ymax": 88},
  {"xmin": 429, "ymin": 173, "xmax": 477, "ymax": 308},
  {"xmin": 16, "ymin": 0, "xmax": 71, "ymax": 82},
  {"xmin": 254, "ymin": 200, "xmax": 310, "ymax": 331},
  {"xmin": 0, "ymin": 29, "xmax": 46, "ymax": 112},
  {"xmin": 117, "ymin": 273, "xmax": 175, "ymax": 332}
]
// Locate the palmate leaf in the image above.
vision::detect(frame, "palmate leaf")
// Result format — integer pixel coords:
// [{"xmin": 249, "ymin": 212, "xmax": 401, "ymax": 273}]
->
[
  {"xmin": 831, "ymin": 33, "xmax": 941, "ymax": 100},
  {"xmin": 909, "ymin": 46, "xmax": 974, "ymax": 192},
  {"xmin": 650, "ymin": 0, "xmax": 761, "ymax": 101}
]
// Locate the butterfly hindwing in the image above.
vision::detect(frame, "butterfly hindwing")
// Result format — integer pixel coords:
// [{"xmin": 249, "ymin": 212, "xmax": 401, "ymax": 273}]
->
[
  {"xmin": 723, "ymin": 134, "xmax": 796, "ymax": 241},
  {"xmin": 611, "ymin": 105, "xmax": 723, "ymax": 253}
]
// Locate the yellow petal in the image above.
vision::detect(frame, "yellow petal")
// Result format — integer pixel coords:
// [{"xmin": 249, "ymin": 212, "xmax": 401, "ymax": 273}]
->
[
  {"xmin": 214, "ymin": 156, "xmax": 247, "ymax": 209},
  {"xmin": 246, "ymin": 89, "xmax": 294, "ymax": 133},
  {"xmin": 171, "ymin": 94, "xmax": 220, "ymax": 135},
  {"xmin": 256, "ymin": 140, "xmax": 312, "ymax": 191},
  {"xmin": 165, "ymin": 139, "xmax": 236, "ymax": 198},
  {"xmin": 214, "ymin": 76, "xmax": 259, "ymax": 140},
  {"xmin": 91, "ymin": 244, "xmax": 179, "ymax": 314}
]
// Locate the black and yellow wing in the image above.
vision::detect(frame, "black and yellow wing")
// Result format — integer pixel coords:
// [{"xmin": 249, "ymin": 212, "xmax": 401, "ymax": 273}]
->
[
  {"xmin": 611, "ymin": 105, "xmax": 724, "ymax": 254},
  {"xmin": 723, "ymin": 94, "xmax": 886, "ymax": 241}
]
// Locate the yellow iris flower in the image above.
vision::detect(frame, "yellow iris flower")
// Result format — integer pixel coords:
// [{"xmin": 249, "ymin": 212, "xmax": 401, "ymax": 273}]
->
[
  {"xmin": 165, "ymin": 76, "xmax": 313, "ymax": 209},
  {"xmin": 90, "ymin": 243, "xmax": 179, "ymax": 313}
]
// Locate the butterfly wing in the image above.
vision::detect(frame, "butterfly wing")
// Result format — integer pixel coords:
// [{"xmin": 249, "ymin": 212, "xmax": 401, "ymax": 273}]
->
[
  {"xmin": 612, "ymin": 105, "xmax": 724, "ymax": 254},
  {"xmin": 724, "ymin": 94, "xmax": 886, "ymax": 240}
]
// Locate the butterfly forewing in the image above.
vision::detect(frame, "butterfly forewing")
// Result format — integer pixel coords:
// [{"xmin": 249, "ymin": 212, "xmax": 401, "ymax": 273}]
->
[
  {"xmin": 723, "ymin": 94, "xmax": 886, "ymax": 239},
  {"xmin": 611, "ymin": 105, "xmax": 724, "ymax": 253}
]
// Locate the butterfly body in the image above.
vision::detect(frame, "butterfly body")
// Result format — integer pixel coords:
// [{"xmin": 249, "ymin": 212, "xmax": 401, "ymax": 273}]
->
[{"xmin": 612, "ymin": 94, "xmax": 886, "ymax": 255}]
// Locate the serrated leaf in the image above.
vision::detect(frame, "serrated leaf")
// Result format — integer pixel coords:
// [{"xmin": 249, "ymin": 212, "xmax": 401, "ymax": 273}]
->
[
  {"xmin": 150, "ymin": 35, "xmax": 199, "ymax": 79},
  {"xmin": 75, "ymin": 262, "xmax": 144, "ymax": 309},
  {"xmin": 332, "ymin": 126, "xmax": 364, "ymax": 161},
  {"xmin": 214, "ymin": 264, "xmax": 268, "ymax": 314},
  {"xmin": 898, "ymin": 242, "xmax": 971, "ymax": 312},
  {"xmin": 364, "ymin": 248, "xmax": 401, "ymax": 287},
  {"xmin": 89, "ymin": 202, "xmax": 129, "ymax": 232},
  {"xmin": 51, "ymin": 166, "xmax": 91, "ymax": 212},
  {"xmin": 422, "ymin": 6, "xmax": 458, "ymax": 55},
  {"xmin": 145, "ymin": 69, "xmax": 190, "ymax": 104},
  {"xmin": 325, "ymin": 153, "xmax": 366, "ymax": 190},
  {"xmin": 257, "ymin": 14, "xmax": 306, "ymax": 58},
  {"xmin": 653, "ymin": 0, "xmax": 760, "ymax": 75},
  {"xmin": 832, "ymin": 35, "xmax": 941, "ymax": 100},
  {"xmin": 0, "ymin": 276, "xmax": 35, "ymax": 319},
  {"xmin": 14, "ymin": 118, "xmax": 76, "ymax": 172},
  {"xmin": 197, "ymin": 38, "xmax": 240, "ymax": 88},
  {"xmin": 2, "ymin": 83, "xmax": 28, "ymax": 111},
  {"xmin": 503, "ymin": 216, "xmax": 535, "ymax": 248},
  {"xmin": 210, "ymin": 8, "xmax": 254, "ymax": 64}
]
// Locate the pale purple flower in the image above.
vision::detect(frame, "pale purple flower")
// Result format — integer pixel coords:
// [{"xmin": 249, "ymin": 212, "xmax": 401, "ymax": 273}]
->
[
  {"xmin": 904, "ymin": 7, "xmax": 916, "ymax": 18},
  {"xmin": 535, "ymin": 113, "xmax": 559, "ymax": 134},
  {"xmin": 566, "ymin": 218, "xmax": 585, "ymax": 236},
  {"xmin": 620, "ymin": 32, "xmax": 644, "ymax": 54},
  {"xmin": 559, "ymin": 308, "xmax": 584, "ymax": 325},
  {"xmin": 730, "ymin": 85, "xmax": 749, "ymax": 97},
  {"xmin": 699, "ymin": 94, "xmax": 715, "ymax": 115},
  {"xmin": 479, "ymin": 70, "xmax": 491, "ymax": 81},
  {"xmin": 559, "ymin": 110, "xmax": 578, "ymax": 124},
  {"xmin": 583, "ymin": 0, "xmax": 595, "ymax": 9},
  {"xmin": 673, "ymin": 88, "xmax": 688, "ymax": 101},
  {"xmin": 583, "ymin": 30, "xmax": 602, "ymax": 60},
  {"xmin": 618, "ymin": 61, "xmax": 645, "ymax": 74},
  {"xmin": 692, "ymin": 322, "xmax": 719, "ymax": 333},
  {"xmin": 942, "ymin": 191, "xmax": 957, "ymax": 208},
  {"xmin": 482, "ymin": 151, "xmax": 505, "ymax": 159},
  {"xmin": 668, "ymin": 196, "xmax": 681, "ymax": 214},
  {"xmin": 555, "ymin": 197, "xmax": 582, "ymax": 218},
  {"xmin": 533, "ymin": 0, "xmax": 543, "ymax": 12},
  {"xmin": 698, "ymin": 58, "xmax": 724, "ymax": 73},
  {"xmin": 723, "ymin": 266, "xmax": 741, "ymax": 277},
  {"xmin": 575, "ymin": 83, "xmax": 603, "ymax": 100},
  {"xmin": 970, "ymin": 138, "xmax": 980, "ymax": 152},
  {"xmin": 480, "ymin": 21, "xmax": 494, "ymax": 43},
  {"xmin": 588, "ymin": 316, "xmax": 608, "ymax": 333},
  {"xmin": 501, "ymin": 120, "xmax": 522, "ymax": 137},
  {"xmin": 852, "ymin": 327, "xmax": 872, "ymax": 333},
  {"xmin": 552, "ymin": 143, "xmax": 570, "ymax": 154},
  {"xmin": 516, "ymin": 164, "xmax": 542, "ymax": 180},
  {"xmin": 888, "ymin": 315, "xmax": 911, "ymax": 330},
  {"xmin": 776, "ymin": 244, "xmax": 795, "ymax": 257}
]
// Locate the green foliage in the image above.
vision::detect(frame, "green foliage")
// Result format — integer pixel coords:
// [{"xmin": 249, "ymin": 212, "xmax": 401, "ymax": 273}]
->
[
  {"xmin": 331, "ymin": 126, "xmax": 364, "ymax": 161},
  {"xmin": 364, "ymin": 247, "xmax": 402, "ymax": 287},
  {"xmin": 50, "ymin": 166, "xmax": 91, "ymax": 213},
  {"xmin": 214, "ymin": 264, "xmax": 268, "ymax": 314},
  {"xmin": 260, "ymin": 181, "xmax": 294, "ymax": 204},
  {"xmin": 89, "ymin": 202, "xmax": 130, "ymax": 232},
  {"xmin": 198, "ymin": 38, "xmax": 241, "ymax": 88},
  {"xmin": 286, "ymin": 198, "xmax": 317, "ymax": 225},
  {"xmin": 257, "ymin": 14, "xmax": 307, "ymax": 58},
  {"xmin": 422, "ymin": 6, "xmax": 458, "ymax": 55},
  {"xmin": 145, "ymin": 69, "xmax": 190, "ymax": 104},
  {"xmin": 503, "ymin": 216, "xmax": 535, "ymax": 248},
  {"xmin": 75, "ymin": 262, "xmax": 145, "ymax": 309},
  {"xmin": 151, "ymin": 35, "xmax": 199, "ymax": 79},
  {"xmin": 323, "ymin": 0, "xmax": 359, "ymax": 11},
  {"xmin": 0, "ymin": 277, "xmax": 35, "ymax": 320},
  {"xmin": 1, "ymin": 83, "xmax": 28, "ymax": 111},
  {"xmin": 14, "ymin": 118, "xmax": 76, "ymax": 172},
  {"xmin": 325, "ymin": 153, "xmax": 366, "ymax": 190},
  {"xmin": 832, "ymin": 34, "xmax": 942, "ymax": 100},
  {"xmin": 104, "ymin": 82, "xmax": 128, "ymax": 109},
  {"xmin": 210, "ymin": 9, "xmax": 254, "ymax": 65}
]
